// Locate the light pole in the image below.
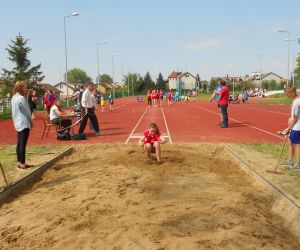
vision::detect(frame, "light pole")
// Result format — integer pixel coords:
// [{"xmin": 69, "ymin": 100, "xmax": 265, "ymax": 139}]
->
[
  {"xmin": 253, "ymin": 53, "xmax": 262, "ymax": 88},
  {"xmin": 121, "ymin": 62, "xmax": 127, "ymax": 97},
  {"xmin": 285, "ymin": 37, "xmax": 300, "ymax": 87},
  {"xmin": 112, "ymin": 54, "xmax": 120, "ymax": 98},
  {"xmin": 96, "ymin": 41, "xmax": 108, "ymax": 91},
  {"xmin": 64, "ymin": 12, "xmax": 79, "ymax": 107},
  {"xmin": 276, "ymin": 27, "xmax": 291, "ymax": 86}
]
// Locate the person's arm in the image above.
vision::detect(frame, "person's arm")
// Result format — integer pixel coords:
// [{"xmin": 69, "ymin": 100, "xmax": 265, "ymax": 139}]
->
[
  {"xmin": 138, "ymin": 136, "xmax": 145, "ymax": 147},
  {"xmin": 19, "ymin": 97, "xmax": 33, "ymax": 127},
  {"xmin": 158, "ymin": 136, "xmax": 167, "ymax": 144},
  {"xmin": 209, "ymin": 92, "xmax": 216, "ymax": 102}
]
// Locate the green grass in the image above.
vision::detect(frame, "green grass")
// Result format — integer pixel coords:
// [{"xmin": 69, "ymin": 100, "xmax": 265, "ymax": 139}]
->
[
  {"xmin": 240, "ymin": 143, "xmax": 300, "ymax": 179},
  {"xmin": 196, "ymin": 94, "xmax": 211, "ymax": 100},
  {"xmin": 0, "ymin": 109, "xmax": 12, "ymax": 120},
  {"xmin": 251, "ymin": 97, "xmax": 292, "ymax": 105},
  {"xmin": 0, "ymin": 145, "xmax": 66, "ymax": 172}
]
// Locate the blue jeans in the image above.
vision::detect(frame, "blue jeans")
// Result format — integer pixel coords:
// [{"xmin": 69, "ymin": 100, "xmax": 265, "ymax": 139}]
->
[{"xmin": 220, "ymin": 104, "xmax": 228, "ymax": 127}]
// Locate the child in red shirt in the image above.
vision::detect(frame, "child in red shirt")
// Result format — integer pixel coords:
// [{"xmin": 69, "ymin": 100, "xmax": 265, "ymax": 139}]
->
[
  {"xmin": 139, "ymin": 122, "xmax": 166, "ymax": 162},
  {"xmin": 167, "ymin": 90, "xmax": 173, "ymax": 106}
]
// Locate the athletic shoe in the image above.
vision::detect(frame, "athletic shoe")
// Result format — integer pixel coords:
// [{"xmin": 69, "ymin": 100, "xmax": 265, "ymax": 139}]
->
[
  {"xmin": 220, "ymin": 125, "xmax": 228, "ymax": 128},
  {"xmin": 287, "ymin": 164, "xmax": 298, "ymax": 169},
  {"xmin": 96, "ymin": 131, "xmax": 102, "ymax": 136},
  {"xmin": 281, "ymin": 160, "xmax": 294, "ymax": 166}
]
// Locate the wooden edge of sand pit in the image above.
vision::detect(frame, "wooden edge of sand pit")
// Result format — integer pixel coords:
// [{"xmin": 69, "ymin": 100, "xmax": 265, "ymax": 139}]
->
[
  {"xmin": 0, "ymin": 147, "xmax": 73, "ymax": 206},
  {"xmin": 223, "ymin": 144, "xmax": 300, "ymax": 242}
]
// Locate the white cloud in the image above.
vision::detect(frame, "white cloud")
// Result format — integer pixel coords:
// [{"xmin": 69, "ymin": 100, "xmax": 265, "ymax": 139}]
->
[{"xmin": 186, "ymin": 38, "xmax": 221, "ymax": 51}]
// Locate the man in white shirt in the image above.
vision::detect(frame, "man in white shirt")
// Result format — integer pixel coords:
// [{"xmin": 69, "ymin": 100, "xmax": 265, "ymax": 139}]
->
[{"xmin": 79, "ymin": 82, "xmax": 101, "ymax": 135}]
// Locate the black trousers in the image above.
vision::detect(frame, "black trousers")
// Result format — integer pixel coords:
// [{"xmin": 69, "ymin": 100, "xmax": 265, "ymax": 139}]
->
[
  {"xmin": 148, "ymin": 98, "xmax": 151, "ymax": 106},
  {"xmin": 51, "ymin": 118, "xmax": 72, "ymax": 132},
  {"xmin": 16, "ymin": 128, "xmax": 30, "ymax": 164},
  {"xmin": 220, "ymin": 104, "xmax": 228, "ymax": 127},
  {"xmin": 79, "ymin": 108, "xmax": 100, "ymax": 134}
]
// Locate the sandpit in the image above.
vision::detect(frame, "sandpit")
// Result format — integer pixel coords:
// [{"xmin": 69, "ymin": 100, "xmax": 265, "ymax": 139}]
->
[{"xmin": 0, "ymin": 144, "xmax": 299, "ymax": 249}]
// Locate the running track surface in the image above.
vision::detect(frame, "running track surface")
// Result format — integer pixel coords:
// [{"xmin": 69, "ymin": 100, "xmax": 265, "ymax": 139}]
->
[{"xmin": 0, "ymin": 98, "xmax": 289, "ymax": 145}]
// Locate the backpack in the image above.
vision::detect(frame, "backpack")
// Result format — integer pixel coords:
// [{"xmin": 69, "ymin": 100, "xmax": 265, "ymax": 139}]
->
[
  {"xmin": 72, "ymin": 133, "xmax": 87, "ymax": 140},
  {"xmin": 56, "ymin": 131, "xmax": 72, "ymax": 140}
]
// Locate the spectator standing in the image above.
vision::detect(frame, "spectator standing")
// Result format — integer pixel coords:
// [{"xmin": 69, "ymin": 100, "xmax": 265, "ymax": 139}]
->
[
  {"xmin": 78, "ymin": 82, "xmax": 101, "ymax": 136},
  {"xmin": 218, "ymin": 80, "xmax": 230, "ymax": 128},
  {"xmin": 27, "ymin": 89, "xmax": 35, "ymax": 115},
  {"xmin": 11, "ymin": 81, "xmax": 32, "ymax": 169},
  {"xmin": 109, "ymin": 91, "xmax": 114, "ymax": 111}
]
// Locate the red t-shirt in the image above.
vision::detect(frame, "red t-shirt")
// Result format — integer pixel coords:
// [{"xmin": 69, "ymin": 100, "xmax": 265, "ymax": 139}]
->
[
  {"xmin": 147, "ymin": 93, "xmax": 151, "ymax": 99},
  {"xmin": 219, "ymin": 86, "xmax": 229, "ymax": 105},
  {"xmin": 160, "ymin": 92, "xmax": 164, "ymax": 97},
  {"xmin": 151, "ymin": 93, "xmax": 156, "ymax": 99},
  {"xmin": 168, "ymin": 92, "xmax": 172, "ymax": 100},
  {"xmin": 144, "ymin": 130, "xmax": 161, "ymax": 144}
]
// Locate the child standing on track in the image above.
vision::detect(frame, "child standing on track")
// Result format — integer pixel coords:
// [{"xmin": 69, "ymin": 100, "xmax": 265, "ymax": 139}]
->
[
  {"xmin": 167, "ymin": 90, "xmax": 173, "ymax": 106},
  {"xmin": 151, "ymin": 90, "xmax": 156, "ymax": 107},
  {"xmin": 139, "ymin": 122, "xmax": 166, "ymax": 162},
  {"xmin": 109, "ymin": 91, "xmax": 114, "ymax": 112},
  {"xmin": 147, "ymin": 90, "xmax": 152, "ymax": 107}
]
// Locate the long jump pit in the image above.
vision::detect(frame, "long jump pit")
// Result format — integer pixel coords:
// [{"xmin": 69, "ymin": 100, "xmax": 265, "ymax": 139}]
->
[{"xmin": 0, "ymin": 144, "xmax": 299, "ymax": 250}]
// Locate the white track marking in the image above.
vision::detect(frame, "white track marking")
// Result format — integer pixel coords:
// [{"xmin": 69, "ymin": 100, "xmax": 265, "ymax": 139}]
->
[
  {"xmin": 160, "ymin": 105, "xmax": 173, "ymax": 144},
  {"xmin": 189, "ymin": 103, "xmax": 283, "ymax": 140},
  {"xmin": 232, "ymin": 104, "xmax": 289, "ymax": 116},
  {"xmin": 124, "ymin": 106, "xmax": 149, "ymax": 144},
  {"xmin": 130, "ymin": 133, "xmax": 169, "ymax": 139},
  {"xmin": 114, "ymin": 99, "xmax": 135, "ymax": 110}
]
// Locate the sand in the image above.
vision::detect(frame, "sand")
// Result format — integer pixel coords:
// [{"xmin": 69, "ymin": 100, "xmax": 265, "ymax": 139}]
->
[{"xmin": 0, "ymin": 144, "xmax": 299, "ymax": 250}]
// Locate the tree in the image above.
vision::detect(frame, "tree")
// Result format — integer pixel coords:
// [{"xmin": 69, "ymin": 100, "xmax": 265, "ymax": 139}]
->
[
  {"xmin": 66, "ymin": 68, "xmax": 92, "ymax": 84},
  {"xmin": 156, "ymin": 73, "xmax": 167, "ymax": 90},
  {"xmin": 97, "ymin": 74, "xmax": 112, "ymax": 83},
  {"xmin": 196, "ymin": 74, "xmax": 201, "ymax": 90},
  {"xmin": 1, "ymin": 34, "xmax": 44, "ymax": 85},
  {"xmin": 144, "ymin": 72, "xmax": 154, "ymax": 90},
  {"xmin": 294, "ymin": 53, "xmax": 300, "ymax": 85},
  {"xmin": 125, "ymin": 73, "xmax": 144, "ymax": 95}
]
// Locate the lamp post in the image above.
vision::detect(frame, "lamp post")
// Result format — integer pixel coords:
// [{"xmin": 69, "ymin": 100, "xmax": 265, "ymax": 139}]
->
[
  {"xmin": 121, "ymin": 62, "xmax": 127, "ymax": 97},
  {"xmin": 96, "ymin": 41, "xmax": 108, "ymax": 91},
  {"xmin": 112, "ymin": 54, "xmax": 120, "ymax": 98},
  {"xmin": 276, "ymin": 27, "xmax": 291, "ymax": 86},
  {"xmin": 64, "ymin": 12, "xmax": 79, "ymax": 107},
  {"xmin": 253, "ymin": 53, "xmax": 262, "ymax": 88},
  {"xmin": 284, "ymin": 37, "xmax": 300, "ymax": 87}
]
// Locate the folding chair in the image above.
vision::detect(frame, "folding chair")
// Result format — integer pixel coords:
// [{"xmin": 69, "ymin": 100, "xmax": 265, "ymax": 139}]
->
[{"xmin": 40, "ymin": 112, "xmax": 60, "ymax": 139}]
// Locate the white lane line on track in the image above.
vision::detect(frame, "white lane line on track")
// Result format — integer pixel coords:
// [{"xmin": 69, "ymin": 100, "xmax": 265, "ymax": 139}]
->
[
  {"xmin": 189, "ymin": 103, "xmax": 283, "ymax": 140},
  {"xmin": 124, "ymin": 106, "xmax": 149, "ymax": 144},
  {"xmin": 232, "ymin": 104, "xmax": 289, "ymax": 116},
  {"xmin": 160, "ymin": 105, "xmax": 173, "ymax": 144},
  {"xmin": 114, "ymin": 99, "xmax": 135, "ymax": 110}
]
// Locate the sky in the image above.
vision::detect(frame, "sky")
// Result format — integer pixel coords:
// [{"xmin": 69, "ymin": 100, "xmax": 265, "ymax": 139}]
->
[{"xmin": 1, "ymin": 0, "xmax": 300, "ymax": 84}]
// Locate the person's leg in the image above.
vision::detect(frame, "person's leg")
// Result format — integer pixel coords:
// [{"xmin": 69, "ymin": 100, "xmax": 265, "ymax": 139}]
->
[
  {"xmin": 19, "ymin": 128, "xmax": 30, "ymax": 165},
  {"xmin": 89, "ymin": 108, "xmax": 100, "ymax": 133},
  {"xmin": 144, "ymin": 143, "xmax": 152, "ymax": 160},
  {"xmin": 220, "ymin": 105, "xmax": 228, "ymax": 127},
  {"xmin": 79, "ymin": 110, "xmax": 89, "ymax": 134},
  {"xmin": 288, "ymin": 141, "xmax": 295, "ymax": 163},
  {"xmin": 153, "ymin": 142, "xmax": 161, "ymax": 162},
  {"xmin": 60, "ymin": 119, "xmax": 72, "ymax": 132},
  {"xmin": 16, "ymin": 131, "xmax": 21, "ymax": 165},
  {"xmin": 295, "ymin": 144, "xmax": 300, "ymax": 167}
]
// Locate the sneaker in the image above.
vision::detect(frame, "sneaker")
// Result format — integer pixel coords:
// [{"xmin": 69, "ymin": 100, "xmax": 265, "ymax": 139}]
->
[
  {"xmin": 96, "ymin": 131, "xmax": 102, "ymax": 136},
  {"xmin": 287, "ymin": 164, "xmax": 298, "ymax": 169},
  {"xmin": 220, "ymin": 125, "xmax": 228, "ymax": 128},
  {"xmin": 282, "ymin": 160, "xmax": 294, "ymax": 166}
]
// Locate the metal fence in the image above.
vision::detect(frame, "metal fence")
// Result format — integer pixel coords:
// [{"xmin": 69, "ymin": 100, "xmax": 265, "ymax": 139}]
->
[{"xmin": 0, "ymin": 98, "xmax": 11, "ymax": 113}]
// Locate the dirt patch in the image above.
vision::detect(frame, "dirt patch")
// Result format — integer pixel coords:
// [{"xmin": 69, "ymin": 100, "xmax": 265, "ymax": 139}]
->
[{"xmin": 0, "ymin": 144, "xmax": 299, "ymax": 249}]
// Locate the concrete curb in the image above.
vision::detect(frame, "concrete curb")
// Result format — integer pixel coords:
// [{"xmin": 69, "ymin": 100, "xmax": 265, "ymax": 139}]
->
[
  {"xmin": 0, "ymin": 147, "xmax": 73, "ymax": 205},
  {"xmin": 223, "ymin": 144, "xmax": 300, "ymax": 242}
]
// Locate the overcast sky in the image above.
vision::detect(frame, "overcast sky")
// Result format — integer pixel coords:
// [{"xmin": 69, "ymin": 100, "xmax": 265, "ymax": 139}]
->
[{"xmin": 1, "ymin": 0, "xmax": 300, "ymax": 84}]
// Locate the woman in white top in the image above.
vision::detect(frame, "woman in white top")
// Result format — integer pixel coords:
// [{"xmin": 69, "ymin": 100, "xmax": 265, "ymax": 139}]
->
[
  {"xmin": 11, "ymin": 81, "xmax": 32, "ymax": 169},
  {"xmin": 50, "ymin": 99, "xmax": 72, "ymax": 132}
]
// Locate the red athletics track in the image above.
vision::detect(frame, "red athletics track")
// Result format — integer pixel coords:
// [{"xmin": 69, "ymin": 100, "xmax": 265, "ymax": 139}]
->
[{"xmin": 0, "ymin": 98, "xmax": 289, "ymax": 145}]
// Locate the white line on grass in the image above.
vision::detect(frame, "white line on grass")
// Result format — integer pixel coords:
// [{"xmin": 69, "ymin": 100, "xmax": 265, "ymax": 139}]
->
[
  {"xmin": 189, "ymin": 103, "xmax": 283, "ymax": 140},
  {"xmin": 124, "ymin": 106, "xmax": 149, "ymax": 144},
  {"xmin": 160, "ymin": 106, "xmax": 173, "ymax": 144}
]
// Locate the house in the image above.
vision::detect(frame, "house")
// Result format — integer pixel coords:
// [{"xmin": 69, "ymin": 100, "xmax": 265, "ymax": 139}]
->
[
  {"xmin": 54, "ymin": 82, "xmax": 77, "ymax": 97},
  {"xmin": 96, "ymin": 83, "xmax": 125, "ymax": 93},
  {"xmin": 168, "ymin": 71, "xmax": 197, "ymax": 90},
  {"xmin": 37, "ymin": 83, "xmax": 62, "ymax": 95}
]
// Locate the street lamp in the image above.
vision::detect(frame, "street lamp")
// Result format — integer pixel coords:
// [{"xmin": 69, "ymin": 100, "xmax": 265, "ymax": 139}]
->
[
  {"xmin": 112, "ymin": 54, "xmax": 120, "ymax": 98},
  {"xmin": 64, "ymin": 12, "xmax": 79, "ymax": 107},
  {"xmin": 276, "ymin": 27, "xmax": 291, "ymax": 86},
  {"xmin": 121, "ymin": 62, "xmax": 127, "ymax": 97},
  {"xmin": 96, "ymin": 41, "xmax": 108, "ymax": 91},
  {"xmin": 284, "ymin": 38, "xmax": 300, "ymax": 87},
  {"xmin": 253, "ymin": 53, "xmax": 262, "ymax": 88}
]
